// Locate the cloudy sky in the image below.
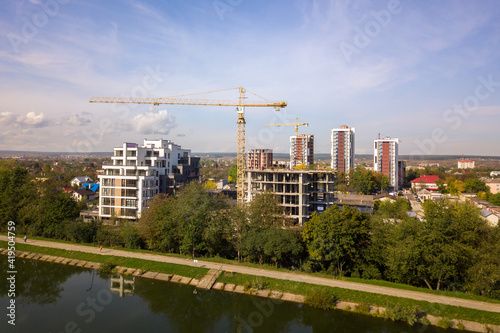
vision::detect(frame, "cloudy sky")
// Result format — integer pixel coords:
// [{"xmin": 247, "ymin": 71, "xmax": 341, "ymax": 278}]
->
[{"xmin": 1, "ymin": 0, "xmax": 500, "ymax": 156}]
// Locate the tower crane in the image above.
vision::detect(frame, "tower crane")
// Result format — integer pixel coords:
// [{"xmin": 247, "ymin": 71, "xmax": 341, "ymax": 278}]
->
[
  {"xmin": 264, "ymin": 117, "xmax": 308, "ymax": 137},
  {"xmin": 89, "ymin": 87, "xmax": 287, "ymax": 206}
]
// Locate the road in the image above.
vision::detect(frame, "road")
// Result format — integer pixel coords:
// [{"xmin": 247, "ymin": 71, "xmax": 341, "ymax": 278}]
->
[{"xmin": 2, "ymin": 235, "xmax": 499, "ymax": 314}]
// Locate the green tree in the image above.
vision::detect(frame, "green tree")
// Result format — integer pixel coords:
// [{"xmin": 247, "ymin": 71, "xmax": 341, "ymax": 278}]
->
[
  {"xmin": 303, "ymin": 205, "xmax": 371, "ymax": 276},
  {"xmin": 464, "ymin": 178, "xmax": 488, "ymax": 193},
  {"xmin": 228, "ymin": 165, "xmax": 237, "ymax": 183},
  {"xmin": 351, "ymin": 166, "xmax": 378, "ymax": 194},
  {"xmin": 247, "ymin": 191, "xmax": 285, "ymax": 228},
  {"xmin": 203, "ymin": 180, "xmax": 217, "ymax": 189}
]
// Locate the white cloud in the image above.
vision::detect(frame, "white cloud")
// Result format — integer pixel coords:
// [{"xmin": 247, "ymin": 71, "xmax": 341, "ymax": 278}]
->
[
  {"xmin": 0, "ymin": 112, "xmax": 17, "ymax": 125},
  {"xmin": 132, "ymin": 109, "xmax": 176, "ymax": 135},
  {"xmin": 66, "ymin": 113, "xmax": 91, "ymax": 126},
  {"xmin": 19, "ymin": 112, "xmax": 48, "ymax": 127},
  {"xmin": 0, "ymin": 111, "xmax": 49, "ymax": 128}
]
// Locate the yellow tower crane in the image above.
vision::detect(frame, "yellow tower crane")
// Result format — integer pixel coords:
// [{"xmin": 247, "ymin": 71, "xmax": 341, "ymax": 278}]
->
[
  {"xmin": 264, "ymin": 117, "xmax": 308, "ymax": 137},
  {"xmin": 89, "ymin": 87, "xmax": 287, "ymax": 206}
]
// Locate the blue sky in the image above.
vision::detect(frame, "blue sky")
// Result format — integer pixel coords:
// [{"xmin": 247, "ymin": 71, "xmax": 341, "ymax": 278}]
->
[{"xmin": 1, "ymin": 0, "xmax": 499, "ymax": 156}]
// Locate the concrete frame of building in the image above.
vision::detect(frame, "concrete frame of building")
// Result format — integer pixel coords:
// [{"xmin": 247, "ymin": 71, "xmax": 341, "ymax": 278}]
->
[
  {"xmin": 98, "ymin": 139, "xmax": 199, "ymax": 220},
  {"xmin": 374, "ymin": 137, "xmax": 400, "ymax": 191},
  {"xmin": 245, "ymin": 169, "xmax": 336, "ymax": 225},
  {"xmin": 331, "ymin": 126, "xmax": 355, "ymax": 173}
]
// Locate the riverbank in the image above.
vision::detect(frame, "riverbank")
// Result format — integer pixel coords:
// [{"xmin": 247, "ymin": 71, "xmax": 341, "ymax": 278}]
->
[{"xmin": 2, "ymin": 237, "xmax": 500, "ymax": 332}]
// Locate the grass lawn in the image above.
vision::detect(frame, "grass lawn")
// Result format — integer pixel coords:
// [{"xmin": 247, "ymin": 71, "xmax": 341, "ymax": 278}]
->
[
  {"xmin": 0, "ymin": 241, "xmax": 209, "ymax": 279},
  {"xmin": 217, "ymin": 272, "xmax": 500, "ymax": 326}
]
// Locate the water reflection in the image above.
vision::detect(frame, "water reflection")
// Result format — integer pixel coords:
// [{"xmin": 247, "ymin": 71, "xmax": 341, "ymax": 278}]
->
[
  {"xmin": 0, "ymin": 256, "xmax": 460, "ymax": 333},
  {"xmin": 110, "ymin": 274, "xmax": 135, "ymax": 298}
]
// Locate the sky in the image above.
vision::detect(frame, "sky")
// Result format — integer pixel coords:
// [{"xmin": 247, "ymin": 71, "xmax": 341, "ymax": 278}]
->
[{"xmin": 1, "ymin": 0, "xmax": 500, "ymax": 156}]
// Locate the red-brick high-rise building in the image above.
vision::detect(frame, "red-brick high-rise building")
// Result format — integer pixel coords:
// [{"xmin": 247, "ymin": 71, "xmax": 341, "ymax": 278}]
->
[
  {"xmin": 290, "ymin": 134, "xmax": 314, "ymax": 169},
  {"xmin": 331, "ymin": 126, "xmax": 355, "ymax": 173},
  {"xmin": 374, "ymin": 137, "xmax": 400, "ymax": 191}
]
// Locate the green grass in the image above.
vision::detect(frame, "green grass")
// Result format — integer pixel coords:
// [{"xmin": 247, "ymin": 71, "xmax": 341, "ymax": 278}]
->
[
  {"xmin": 217, "ymin": 272, "xmax": 500, "ymax": 326},
  {"xmin": 0, "ymin": 241, "xmax": 209, "ymax": 279},
  {"xmin": 343, "ymin": 276, "xmax": 500, "ymax": 305},
  {"xmin": 3, "ymin": 234, "xmax": 500, "ymax": 306}
]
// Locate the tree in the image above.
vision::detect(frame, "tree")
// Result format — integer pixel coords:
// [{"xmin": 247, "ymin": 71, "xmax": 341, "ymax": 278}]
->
[
  {"xmin": 247, "ymin": 191, "xmax": 285, "ymax": 228},
  {"xmin": 228, "ymin": 165, "xmax": 237, "ymax": 183},
  {"xmin": 203, "ymin": 180, "xmax": 217, "ymax": 189},
  {"xmin": 351, "ymin": 166, "xmax": 377, "ymax": 195},
  {"xmin": 303, "ymin": 205, "xmax": 371, "ymax": 276},
  {"xmin": 464, "ymin": 178, "xmax": 488, "ymax": 193}
]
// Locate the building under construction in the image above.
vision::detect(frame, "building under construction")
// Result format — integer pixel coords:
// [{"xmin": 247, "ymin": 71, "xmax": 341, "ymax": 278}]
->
[{"xmin": 245, "ymin": 169, "xmax": 336, "ymax": 225}]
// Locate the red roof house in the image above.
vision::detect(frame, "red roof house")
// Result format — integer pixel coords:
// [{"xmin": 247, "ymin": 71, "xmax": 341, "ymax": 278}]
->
[{"xmin": 411, "ymin": 175, "xmax": 445, "ymax": 191}]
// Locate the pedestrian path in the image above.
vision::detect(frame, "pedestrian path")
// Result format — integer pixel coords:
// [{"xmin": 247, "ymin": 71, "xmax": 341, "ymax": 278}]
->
[{"xmin": 2, "ymin": 235, "xmax": 499, "ymax": 314}]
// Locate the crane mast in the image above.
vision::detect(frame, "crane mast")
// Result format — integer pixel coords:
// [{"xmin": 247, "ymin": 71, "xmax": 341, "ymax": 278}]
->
[{"xmin": 90, "ymin": 87, "xmax": 287, "ymax": 206}]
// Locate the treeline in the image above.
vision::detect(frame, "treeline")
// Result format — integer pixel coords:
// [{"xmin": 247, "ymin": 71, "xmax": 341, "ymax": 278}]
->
[{"xmin": 1, "ymin": 164, "xmax": 499, "ymax": 299}]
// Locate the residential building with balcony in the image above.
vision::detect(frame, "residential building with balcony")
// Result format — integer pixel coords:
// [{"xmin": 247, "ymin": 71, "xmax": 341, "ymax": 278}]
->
[
  {"xmin": 373, "ymin": 137, "xmax": 400, "ymax": 191},
  {"xmin": 98, "ymin": 139, "xmax": 199, "ymax": 220},
  {"xmin": 248, "ymin": 149, "xmax": 273, "ymax": 170},
  {"xmin": 290, "ymin": 134, "xmax": 314, "ymax": 169},
  {"xmin": 331, "ymin": 126, "xmax": 355, "ymax": 173}
]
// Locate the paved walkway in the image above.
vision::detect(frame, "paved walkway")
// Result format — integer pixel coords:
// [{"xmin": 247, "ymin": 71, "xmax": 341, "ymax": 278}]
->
[{"xmin": 3, "ymin": 235, "xmax": 500, "ymax": 314}]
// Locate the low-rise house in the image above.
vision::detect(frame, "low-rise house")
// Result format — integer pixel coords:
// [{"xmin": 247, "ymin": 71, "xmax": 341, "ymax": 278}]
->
[
  {"xmin": 486, "ymin": 179, "xmax": 500, "ymax": 195},
  {"xmin": 71, "ymin": 176, "xmax": 93, "ymax": 187},
  {"xmin": 81, "ymin": 183, "xmax": 100, "ymax": 193},
  {"xmin": 72, "ymin": 188, "xmax": 96, "ymax": 202},
  {"xmin": 333, "ymin": 194, "xmax": 374, "ymax": 213},
  {"xmin": 481, "ymin": 209, "xmax": 499, "ymax": 226},
  {"xmin": 466, "ymin": 197, "xmax": 500, "ymax": 227},
  {"xmin": 411, "ymin": 175, "xmax": 445, "ymax": 191}
]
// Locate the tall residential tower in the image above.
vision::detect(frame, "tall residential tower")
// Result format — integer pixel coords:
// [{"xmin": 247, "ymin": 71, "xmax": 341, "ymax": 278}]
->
[
  {"xmin": 331, "ymin": 126, "xmax": 355, "ymax": 173},
  {"xmin": 290, "ymin": 134, "xmax": 314, "ymax": 169},
  {"xmin": 373, "ymin": 137, "xmax": 400, "ymax": 191}
]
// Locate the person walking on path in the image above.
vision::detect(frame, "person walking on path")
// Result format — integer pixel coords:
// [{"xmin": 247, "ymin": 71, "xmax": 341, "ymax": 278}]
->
[
  {"xmin": 99, "ymin": 244, "xmax": 102, "ymax": 252},
  {"xmin": 24, "ymin": 235, "xmax": 27, "ymax": 243}
]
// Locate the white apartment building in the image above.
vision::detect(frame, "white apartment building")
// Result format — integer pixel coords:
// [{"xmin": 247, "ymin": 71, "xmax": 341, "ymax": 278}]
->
[
  {"xmin": 98, "ymin": 139, "xmax": 194, "ymax": 220},
  {"xmin": 331, "ymin": 126, "xmax": 355, "ymax": 173},
  {"xmin": 374, "ymin": 137, "xmax": 400, "ymax": 191}
]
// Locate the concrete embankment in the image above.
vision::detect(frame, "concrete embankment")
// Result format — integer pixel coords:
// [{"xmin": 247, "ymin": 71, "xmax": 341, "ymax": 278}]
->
[{"xmin": 2, "ymin": 247, "xmax": 500, "ymax": 333}]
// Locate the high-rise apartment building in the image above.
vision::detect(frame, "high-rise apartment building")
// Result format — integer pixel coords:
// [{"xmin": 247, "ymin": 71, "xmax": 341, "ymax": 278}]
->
[
  {"xmin": 331, "ymin": 126, "xmax": 355, "ymax": 173},
  {"xmin": 290, "ymin": 134, "xmax": 314, "ymax": 169},
  {"xmin": 373, "ymin": 137, "xmax": 400, "ymax": 191},
  {"xmin": 98, "ymin": 139, "xmax": 199, "ymax": 220},
  {"xmin": 248, "ymin": 149, "xmax": 273, "ymax": 170}
]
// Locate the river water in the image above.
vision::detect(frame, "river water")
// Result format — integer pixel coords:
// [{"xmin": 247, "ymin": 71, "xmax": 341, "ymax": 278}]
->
[{"xmin": 0, "ymin": 256, "xmax": 461, "ymax": 332}]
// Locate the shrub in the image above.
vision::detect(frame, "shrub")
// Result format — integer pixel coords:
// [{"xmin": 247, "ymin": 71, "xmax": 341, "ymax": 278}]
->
[
  {"xmin": 437, "ymin": 317, "xmax": 452, "ymax": 329},
  {"xmin": 457, "ymin": 322, "xmax": 465, "ymax": 330},
  {"xmin": 384, "ymin": 303, "xmax": 421, "ymax": 326},
  {"xmin": 99, "ymin": 263, "xmax": 116, "ymax": 274},
  {"xmin": 304, "ymin": 288, "xmax": 338, "ymax": 310},
  {"xmin": 420, "ymin": 317, "xmax": 430, "ymax": 326},
  {"xmin": 354, "ymin": 303, "xmax": 371, "ymax": 314}
]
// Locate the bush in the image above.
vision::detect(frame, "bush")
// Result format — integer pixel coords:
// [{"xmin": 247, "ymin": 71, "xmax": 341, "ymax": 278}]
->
[
  {"xmin": 65, "ymin": 221, "xmax": 98, "ymax": 243},
  {"xmin": 354, "ymin": 303, "xmax": 371, "ymax": 314},
  {"xmin": 457, "ymin": 322, "xmax": 465, "ymax": 330},
  {"xmin": 384, "ymin": 303, "xmax": 421, "ymax": 326},
  {"xmin": 304, "ymin": 288, "xmax": 338, "ymax": 310},
  {"xmin": 420, "ymin": 317, "xmax": 430, "ymax": 326},
  {"xmin": 437, "ymin": 317, "xmax": 452, "ymax": 329},
  {"xmin": 99, "ymin": 263, "xmax": 116, "ymax": 274}
]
